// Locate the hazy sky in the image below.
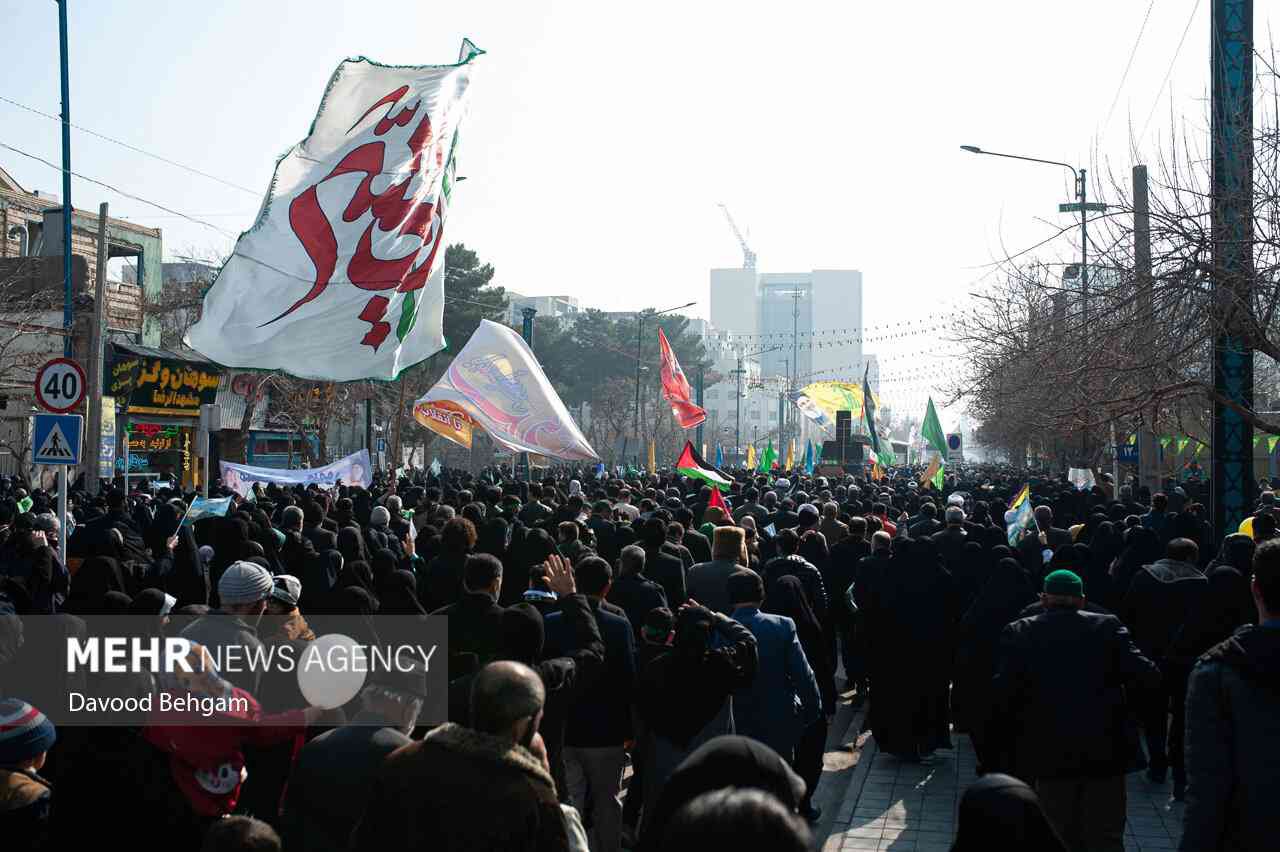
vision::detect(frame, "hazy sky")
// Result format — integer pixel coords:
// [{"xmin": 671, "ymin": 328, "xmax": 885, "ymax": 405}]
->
[{"xmin": 0, "ymin": 1, "xmax": 1251, "ymax": 423}]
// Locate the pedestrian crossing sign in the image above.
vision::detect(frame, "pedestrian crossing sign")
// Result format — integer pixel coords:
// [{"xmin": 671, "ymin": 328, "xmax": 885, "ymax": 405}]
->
[{"xmin": 33, "ymin": 413, "xmax": 82, "ymax": 465}]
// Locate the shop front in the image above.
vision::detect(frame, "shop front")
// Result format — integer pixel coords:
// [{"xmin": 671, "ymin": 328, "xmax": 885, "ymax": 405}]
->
[{"xmin": 106, "ymin": 343, "xmax": 222, "ymax": 490}]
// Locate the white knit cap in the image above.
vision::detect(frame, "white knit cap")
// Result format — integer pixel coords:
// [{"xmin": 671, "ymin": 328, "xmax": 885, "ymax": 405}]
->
[
  {"xmin": 218, "ymin": 561, "xmax": 273, "ymax": 606},
  {"xmin": 370, "ymin": 506, "xmax": 391, "ymax": 527}
]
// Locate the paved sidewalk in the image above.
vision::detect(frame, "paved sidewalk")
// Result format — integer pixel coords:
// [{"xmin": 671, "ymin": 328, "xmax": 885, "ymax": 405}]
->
[{"xmin": 821, "ymin": 722, "xmax": 1186, "ymax": 851}]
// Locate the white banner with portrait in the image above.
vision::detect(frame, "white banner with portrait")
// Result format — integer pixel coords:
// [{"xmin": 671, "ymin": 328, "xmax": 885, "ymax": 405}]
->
[{"xmin": 220, "ymin": 449, "xmax": 373, "ymax": 498}]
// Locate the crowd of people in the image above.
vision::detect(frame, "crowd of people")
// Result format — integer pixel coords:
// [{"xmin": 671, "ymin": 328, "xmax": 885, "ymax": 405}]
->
[{"xmin": 0, "ymin": 460, "xmax": 1277, "ymax": 851}]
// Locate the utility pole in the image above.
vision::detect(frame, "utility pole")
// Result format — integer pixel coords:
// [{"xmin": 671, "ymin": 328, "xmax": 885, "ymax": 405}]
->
[
  {"xmin": 57, "ymin": 0, "xmax": 73, "ymax": 358},
  {"xmin": 86, "ymin": 203, "xmax": 108, "ymax": 495},
  {"xmin": 519, "ymin": 307, "xmax": 536, "ymax": 481},
  {"xmin": 634, "ymin": 312, "xmax": 644, "ymax": 465},
  {"xmin": 732, "ymin": 343, "xmax": 781, "ymax": 468},
  {"xmin": 733, "ymin": 353, "xmax": 745, "ymax": 468},
  {"xmin": 790, "ymin": 290, "xmax": 801, "ymax": 446},
  {"xmin": 1210, "ymin": 0, "xmax": 1255, "ymax": 538},
  {"xmin": 1134, "ymin": 164, "xmax": 1160, "ymax": 495}
]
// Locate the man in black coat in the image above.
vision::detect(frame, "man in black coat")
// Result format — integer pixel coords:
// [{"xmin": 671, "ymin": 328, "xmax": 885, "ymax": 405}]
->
[
  {"xmin": 1120, "ymin": 536, "xmax": 1207, "ymax": 798},
  {"xmin": 1181, "ymin": 538, "xmax": 1279, "ymax": 851},
  {"xmin": 432, "ymin": 554, "xmax": 506, "ymax": 670},
  {"xmin": 586, "ymin": 501, "xmax": 618, "ymax": 563},
  {"xmin": 606, "ymin": 544, "xmax": 668, "ymax": 640},
  {"xmin": 989, "ymin": 569, "xmax": 1159, "ymax": 852},
  {"xmin": 761, "ymin": 528, "xmax": 828, "ymax": 622},
  {"xmin": 674, "ymin": 508, "xmax": 711, "ymax": 564},
  {"xmin": 545, "ymin": 556, "xmax": 636, "ymax": 852},
  {"xmin": 281, "ymin": 670, "xmax": 423, "ymax": 852},
  {"xmin": 828, "ymin": 517, "xmax": 870, "ymax": 686},
  {"xmin": 639, "ymin": 516, "xmax": 686, "ymax": 609}
]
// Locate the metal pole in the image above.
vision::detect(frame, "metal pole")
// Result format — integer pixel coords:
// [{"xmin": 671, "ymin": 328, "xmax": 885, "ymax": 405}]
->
[
  {"xmin": 86, "ymin": 202, "xmax": 108, "ymax": 495},
  {"xmin": 121, "ymin": 413, "xmax": 129, "ymax": 493},
  {"xmin": 57, "ymin": 0, "xmax": 73, "ymax": 358},
  {"xmin": 1211, "ymin": 0, "xmax": 1255, "ymax": 538},
  {"xmin": 1134, "ymin": 164, "xmax": 1160, "ymax": 495},
  {"xmin": 201, "ymin": 430, "xmax": 211, "ymax": 498},
  {"xmin": 633, "ymin": 313, "xmax": 643, "ymax": 465},
  {"xmin": 58, "ymin": 466, "xmax": 67, "ymax": 557},
  {"xmin": 791, "ymin": 291, "xmax": 800, "ymax": 445},
  {"xmin": 520, "ymin": 308, "xmax": 536, "ymax": 482},
  {"xmin": 735, "ymin": 352, "xmax": 743, "ymax": 467},
  {"xmin": 365, "ymin": 397, "xmax": 373, "ymax": 458},
  {"xmin": 1079, "ymin": 167, "xmax": 1089, "ymax": 463}
]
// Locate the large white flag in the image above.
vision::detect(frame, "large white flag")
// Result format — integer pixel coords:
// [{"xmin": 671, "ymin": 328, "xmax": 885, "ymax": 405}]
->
[
  {"xmin": 414, "ymin": 320, "xmax": 598, "ymax": 461},
  {"xmin": 185, "ymin": 40, "xmax": 483, "ymax": 380}
]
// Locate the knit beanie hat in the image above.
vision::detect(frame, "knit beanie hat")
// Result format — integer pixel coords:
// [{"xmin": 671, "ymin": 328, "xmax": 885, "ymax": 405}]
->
[
  {"xmin": 370, "ymin": 506, "xmax": 391, "ymax": 528},
  {"xmin": 1044, "ymin": 569, "xmax": 1084, "ymax": 598},
  {"xmin": 0, "ymin": 699, "xmax": 56, "ymax": 765},
  {"xmin": 218, "ymin": 561, "xmax": 274, "ymax": 606}
]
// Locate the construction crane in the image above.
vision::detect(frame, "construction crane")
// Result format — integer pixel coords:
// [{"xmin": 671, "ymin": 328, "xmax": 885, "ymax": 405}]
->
[{"xmin": 717, "ymin": 203, "xmax": 757, "ymax": 271}]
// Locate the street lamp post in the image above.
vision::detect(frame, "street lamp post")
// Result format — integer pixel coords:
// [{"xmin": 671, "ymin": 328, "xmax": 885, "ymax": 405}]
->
[
  {"xmin": 961, "ymin": 144, "xmax": 1107, "ymax": 462},
  {"xmin": 733, "ymin": 344, "xmax": 781, "ymax": 467},
  {"xmin": 633, "ymin": 301, "xmax": 696, "ymax": 464}
]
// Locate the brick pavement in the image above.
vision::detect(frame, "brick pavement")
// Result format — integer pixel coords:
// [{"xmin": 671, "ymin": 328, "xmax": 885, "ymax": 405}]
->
[{"xmin": 820, "ymin": 715, "xmax": 1186, "ymax": 851}]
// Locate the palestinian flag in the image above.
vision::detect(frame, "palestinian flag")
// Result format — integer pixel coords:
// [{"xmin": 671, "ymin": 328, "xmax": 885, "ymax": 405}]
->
[{"xmin": 676, "ymin": 441, "xmax": 732, "ymax": 491}]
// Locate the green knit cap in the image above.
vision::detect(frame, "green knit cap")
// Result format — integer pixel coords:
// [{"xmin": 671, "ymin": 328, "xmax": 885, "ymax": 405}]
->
[{"xmin": 1044, "ymin": 569, "xmax": 1084, "ymax": 597}]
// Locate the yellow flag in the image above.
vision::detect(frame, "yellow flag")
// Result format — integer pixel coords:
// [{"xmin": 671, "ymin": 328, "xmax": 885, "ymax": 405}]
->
[
  {"xmin": 921, "ymin": 456, "xmax": 942, "ymax": 489},
  {"xmin": 746, "ymin": 443, "xmax": 756, "ymax": 470},
  {"xmin": 786, "ymin": 439, "xmax": 795, "ymax": 470},
  {"xmin": 648, "ymin": 439, "xmax": 656, "ymax": 472}
]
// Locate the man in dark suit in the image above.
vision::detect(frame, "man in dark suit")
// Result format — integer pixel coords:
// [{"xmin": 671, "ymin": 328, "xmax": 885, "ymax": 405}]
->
[
  {"xmin": 545, "ymin": 556, "xmax": 635, "ymax": 852},
  {"xmin": 675, "ymin": 508, "xmax": 711, "ymax": 564},
  {"xmin": 302, "ymin": 500, "xmax": 338, "ymax": 553},
  {"xmin": 639, "ymin": 516, "xmax": 686, "ymax": 609},
  {"xmin": 908, "ymin": 502, "xmax": 943, "ymax": 539},
  {"xmin": 828, "ymin": 516, "xmax": 870, "ymax": 684},
  {"xmin": 1033, "ymin": 505, "xmax": 1073, "ymax": 551},
  {"xmin": 431, "ymin": 554, "xmax": 506, "ymax": 669},
  {"xmin": 282, "ymin": 667, "xmax": 424, "ymax": 851},
  {"xmin": 586, "ymin": 500, "xmax": 618, "ymax": 563},
  {"xmin": 606, "ymin": 544, "xmax": 668, "ymax": 641},
  {"xmin": 989, "ymin": 569, "xmax": 1159, "ymax": 851}
]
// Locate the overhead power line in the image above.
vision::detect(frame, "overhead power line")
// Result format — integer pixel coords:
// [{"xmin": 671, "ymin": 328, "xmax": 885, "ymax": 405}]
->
[
  {"xmin": 0, "ymin": 140, "xmax": 238, "ymax": 237},
  {"xmin": 1137, "ymin": 0, "xmax": 1202, "ymax": 148},
  {"xmin": 0, "ymin": 93, "xmax": 262, "ymax": 196},
  {"xmin": 1103, "ymin": 0, "xmax": 1156, "ymax": 132}
]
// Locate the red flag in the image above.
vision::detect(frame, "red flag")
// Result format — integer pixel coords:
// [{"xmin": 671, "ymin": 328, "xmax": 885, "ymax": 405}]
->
[
  {"xmin": 707, "ymin": 484, "xmax": 729, "ymax": 513},
  {"xmin": 658, "ymin": 328, "xmax": 706, "ymax": 429}
]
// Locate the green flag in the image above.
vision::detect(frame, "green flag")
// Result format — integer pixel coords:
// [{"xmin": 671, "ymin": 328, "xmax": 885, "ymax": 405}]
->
[
  {"xmin": 862, "ymin": 366, "xmax": 882, "ymax": 457},
  {"xmin": 1269, "ymin": 436, "xmax": 1279, "ymax": 454},
  {"xmin": 922, "ymin": 397, "xmax": 946, "ymax": 457},
  {"xmin": 758, "ymin": 439, "xmax": 778, "ymax": 472},
  {"xmin": 1176, "ymin": 437, "xmax": 1189, "ymax": 455}
]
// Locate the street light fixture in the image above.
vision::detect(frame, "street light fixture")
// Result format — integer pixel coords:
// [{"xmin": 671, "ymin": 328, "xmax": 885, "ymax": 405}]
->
[
  {"xmin": 633, "ymin": 301, "xmax": 697, "ymax": 463},
  {"xmin": 962, "ymin": 143, "xmax": 1107, "ymax": 462}
]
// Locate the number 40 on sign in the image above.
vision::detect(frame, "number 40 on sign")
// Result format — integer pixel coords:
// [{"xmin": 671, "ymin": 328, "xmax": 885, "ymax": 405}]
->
[{"xmin": 35, "ymin": 358, "xmax": 86, "ymax": 413}]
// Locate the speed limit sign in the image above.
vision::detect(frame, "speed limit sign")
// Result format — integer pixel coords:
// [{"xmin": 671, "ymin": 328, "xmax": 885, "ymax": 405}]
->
[{"xmin": 35, "ymin": 357, "xmax": 87, "ymax": 413}]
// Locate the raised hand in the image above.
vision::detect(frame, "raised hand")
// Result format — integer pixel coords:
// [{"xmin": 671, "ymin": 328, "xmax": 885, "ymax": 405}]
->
[{"xmin": 543, "ymin": 553, "xmax": 577, "ymax": 596}]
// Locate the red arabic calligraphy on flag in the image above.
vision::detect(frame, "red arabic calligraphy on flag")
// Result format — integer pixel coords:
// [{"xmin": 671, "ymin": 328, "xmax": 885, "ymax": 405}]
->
[
  {"xmin": 658, "ymin": 328, "xmax": 706, "ymax": 429},
  {"xmin": 183, "ymin": 40, "xmax": 483, "ymax": 382}
]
